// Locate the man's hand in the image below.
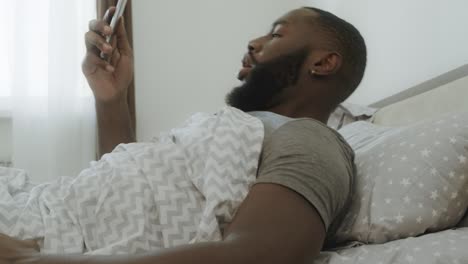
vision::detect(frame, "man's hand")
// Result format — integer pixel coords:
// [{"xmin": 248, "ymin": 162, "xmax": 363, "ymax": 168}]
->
[
  {"xmin": 0, "ymin": 234, "xmax": 39, "ymax": 264},
  {"xmin": 83, "ymin": 7, "xmax": 136, "ymax": 157},
  {"xmin": 82, "ymin": 7, "xmax": 134, "ymax": 104}
]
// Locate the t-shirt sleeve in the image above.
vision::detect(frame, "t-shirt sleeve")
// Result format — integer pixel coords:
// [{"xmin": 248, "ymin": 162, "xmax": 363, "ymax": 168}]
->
[{"xmin": 255, "ymin": 119, "xmax": 355, "ymax": 232}]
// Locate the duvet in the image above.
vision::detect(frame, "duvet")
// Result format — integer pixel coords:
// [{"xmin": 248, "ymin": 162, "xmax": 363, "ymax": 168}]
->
[{"xmin": 0, "ymin": 107, "xmax": 264, "ymax": 254}]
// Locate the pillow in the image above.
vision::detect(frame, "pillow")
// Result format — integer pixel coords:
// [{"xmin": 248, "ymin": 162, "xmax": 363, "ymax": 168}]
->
[
  {"xmin": 328, "ymin": 102, "xmax": 377, "ymax": 130},
  {"xmin": 333, "ymin": 112, "xmax": 468, "ymax": 244}
]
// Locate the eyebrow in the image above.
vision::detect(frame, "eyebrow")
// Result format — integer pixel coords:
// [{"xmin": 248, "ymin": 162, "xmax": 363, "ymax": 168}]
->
[{"xmin": 271, "ymin": 19, "xmax": 290, "ymax": 29}]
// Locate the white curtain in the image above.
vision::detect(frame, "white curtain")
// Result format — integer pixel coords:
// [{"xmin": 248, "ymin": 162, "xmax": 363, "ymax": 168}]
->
[{"xmin": 1, "ymin": 0, "xmax": 97, "ymax": 183}]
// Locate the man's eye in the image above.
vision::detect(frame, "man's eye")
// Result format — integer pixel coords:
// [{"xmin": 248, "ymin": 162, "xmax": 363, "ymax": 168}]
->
[{"xmin": 271, "ymin": 33, "xmax": 282, "ymax": 38}]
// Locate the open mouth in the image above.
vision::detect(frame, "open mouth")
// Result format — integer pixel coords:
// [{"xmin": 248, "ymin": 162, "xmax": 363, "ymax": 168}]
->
[
  {"xmin": 238, "ymin": 53, "xmax": 257, "ymax": 81},
  {"xmin": 238, "ymin": 67, "xmax": 253, "ymax": 81}
]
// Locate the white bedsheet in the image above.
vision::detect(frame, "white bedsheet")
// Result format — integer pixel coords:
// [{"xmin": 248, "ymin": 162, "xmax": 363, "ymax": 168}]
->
[{"xmin": 0, "ymin": 107, "xmax": 264, "ymax": 254}]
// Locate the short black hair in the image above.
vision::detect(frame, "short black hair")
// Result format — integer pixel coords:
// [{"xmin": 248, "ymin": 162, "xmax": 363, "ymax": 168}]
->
[{"xmin": 304, "ymin": 7, "xmax": 367, "ymax": 104}]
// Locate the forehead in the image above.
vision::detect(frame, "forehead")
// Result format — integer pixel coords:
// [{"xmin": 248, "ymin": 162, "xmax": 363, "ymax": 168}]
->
[{"xmin": 273, "ymin": 8, "xmax": 319, "ymax": 29}]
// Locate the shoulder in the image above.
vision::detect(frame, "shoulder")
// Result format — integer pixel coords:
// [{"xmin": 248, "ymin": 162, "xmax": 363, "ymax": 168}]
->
[
  {"xmin": 263, "ymin": 118, "xmax": 354, "ymax": 164},
  {"xmin": 256, "ymin": 118, "xmax": 356, "ymax": 231}
]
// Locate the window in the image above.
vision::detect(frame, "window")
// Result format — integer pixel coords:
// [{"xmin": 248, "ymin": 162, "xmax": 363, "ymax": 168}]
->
[
  {"xmin": 0, "ymin": 1, "xmax": 95, "ymax": 115},
  {"xmin": 0, "ymin": 1, "xmax": 14, "ymax": 100}
]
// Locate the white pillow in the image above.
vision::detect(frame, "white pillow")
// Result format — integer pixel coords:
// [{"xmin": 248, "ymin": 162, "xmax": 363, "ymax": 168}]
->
[
  {"xmin": 328, "ymin": 102, "xmax": 377, "ymax": 130},
  {"xmin": 334, "ymin": 112, "xmax": 468, "ymax": 244}
]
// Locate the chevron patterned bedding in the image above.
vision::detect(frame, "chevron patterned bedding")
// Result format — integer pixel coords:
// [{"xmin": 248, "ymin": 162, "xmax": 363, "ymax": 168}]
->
[{"xmin": 0, "ymin": 107, "xmax": 264, "ymax": 254}]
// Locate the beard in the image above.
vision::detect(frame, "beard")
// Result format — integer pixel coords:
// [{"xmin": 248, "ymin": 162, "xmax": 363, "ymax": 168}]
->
[{"xmin": 225, "ymin": 47, "xmax": 310, "ymax": 112}]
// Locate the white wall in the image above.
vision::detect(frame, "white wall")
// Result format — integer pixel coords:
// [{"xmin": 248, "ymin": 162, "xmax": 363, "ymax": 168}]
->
[
  {"xmin": 307, "ymin": 0, "xmax": 468, "ymax": 105},
  {"xmin": 133, "ymin": 0, "xmax": 305, "ymax": 140}
]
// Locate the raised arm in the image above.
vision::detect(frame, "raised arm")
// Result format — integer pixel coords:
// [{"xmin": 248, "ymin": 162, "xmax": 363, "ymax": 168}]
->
[{"xmin": 82, "ymin": 7, "xmax": 136, "ymax": 158}]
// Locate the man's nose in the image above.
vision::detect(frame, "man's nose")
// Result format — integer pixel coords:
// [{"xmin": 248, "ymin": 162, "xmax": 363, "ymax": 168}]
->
[{"xmin": 248, "ymin": 37, "xmax": 264, "ymax": 53}]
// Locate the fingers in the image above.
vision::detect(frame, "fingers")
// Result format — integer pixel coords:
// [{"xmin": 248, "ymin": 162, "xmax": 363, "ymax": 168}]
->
[
  {"xmin": 0, "ymin": 234, "xmax": 40, "ymax": 251},
  {"xmin": 84, "ymin": 6, "xmax": 131, "ymax": 66},
  {"xmin": 82, "ymin": 52, "xmax": 115, "ymax": 76},
  {"xmin": 86, "ymin": 7, "xmax": 116, "ymax": 55},
  {"xmin": 85, "ymin": 30, "xmax": 113, "ymax": 55},
  {"xmin": 103, "ymin": 7, "xmax": 116, "ymax": 23},
  {"xmin": 88, "ymin": 19, "xmax": 112, "ymax": 36},
  {"xmin": 21, "ymin": 239, "xmax": 40, "ymax": 251}
]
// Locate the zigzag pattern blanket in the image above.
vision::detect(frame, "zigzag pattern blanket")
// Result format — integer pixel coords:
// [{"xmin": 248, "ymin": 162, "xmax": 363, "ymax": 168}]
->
[{"xmin": 0, "ymin": 107, "xmax": 264, "ymax": 254}]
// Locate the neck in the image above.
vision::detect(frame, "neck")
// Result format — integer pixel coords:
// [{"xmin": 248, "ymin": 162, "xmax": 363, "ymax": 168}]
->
[
  {"xmin": 268, "ymin": 101, "xmax": 331, "ymax": 124},
  {"xmin": 267, "ymin": 81, "xmax": 332, "ymax": 124}
]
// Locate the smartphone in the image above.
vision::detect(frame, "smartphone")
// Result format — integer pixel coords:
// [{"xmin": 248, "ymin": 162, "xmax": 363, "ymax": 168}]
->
[
  {"xmin": 105, "ymin": 0, "xmax": 128, "ymax": 44},
  {"xmin": 101, "ymin": 0, "xmax": 128, "ymax": 59}
]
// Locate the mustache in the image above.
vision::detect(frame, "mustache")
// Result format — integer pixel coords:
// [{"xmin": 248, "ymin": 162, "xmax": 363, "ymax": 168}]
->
[{"xmin": 248, "ymin": 51, "xmax": 259, "ymax": 66}]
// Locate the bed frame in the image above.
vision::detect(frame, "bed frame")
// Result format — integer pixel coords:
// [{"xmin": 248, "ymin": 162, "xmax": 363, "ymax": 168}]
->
[{"xmin": 370, "ymin": 64, "xmax": 468, "ymax": 126}]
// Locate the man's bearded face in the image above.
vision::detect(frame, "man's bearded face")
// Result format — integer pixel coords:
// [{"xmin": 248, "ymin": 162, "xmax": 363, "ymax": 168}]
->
[{"xmin": 226, "ymin": 47, "xmax": 309, "ymax": 112}]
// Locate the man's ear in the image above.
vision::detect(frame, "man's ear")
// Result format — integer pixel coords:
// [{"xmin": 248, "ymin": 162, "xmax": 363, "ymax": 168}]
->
[{"xmin": 307, "ymin": 50, "xmax": 342, "ymax": 77}]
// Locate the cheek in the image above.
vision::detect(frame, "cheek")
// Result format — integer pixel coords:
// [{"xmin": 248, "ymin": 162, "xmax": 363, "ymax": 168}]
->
[
  {"xmin": 257, "ymin": 42, "xmax": 288, "ymax": 63},
  {"xmin": 257, "ymin": 36, "xmax": 303, "ymax": 64}
]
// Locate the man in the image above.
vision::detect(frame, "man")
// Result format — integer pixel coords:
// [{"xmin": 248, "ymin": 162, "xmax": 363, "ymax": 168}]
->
[{"xmin": 0, "ymin": 6, "xmax": 366, "ymax": 264}]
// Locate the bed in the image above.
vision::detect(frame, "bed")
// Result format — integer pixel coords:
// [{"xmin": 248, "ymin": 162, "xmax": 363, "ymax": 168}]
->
[
  {"xmin": 313, "ymin": 64, "xmax": 468, "ymax": 263},
  {"xmin": 0, "ymin": 65, "xmax": 466, "ymax": 258}
]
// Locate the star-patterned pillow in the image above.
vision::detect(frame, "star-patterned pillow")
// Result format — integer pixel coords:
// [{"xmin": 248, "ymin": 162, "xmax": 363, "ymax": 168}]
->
[{"xmin": 334, "ymin": 112, "xmax": 468, "ymax": 244}]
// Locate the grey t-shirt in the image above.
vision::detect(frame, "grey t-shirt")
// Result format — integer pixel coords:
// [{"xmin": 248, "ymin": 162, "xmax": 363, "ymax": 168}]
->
[{"xmin": 249, "ymin": 111, "xmax": 355, "ymax": 248}]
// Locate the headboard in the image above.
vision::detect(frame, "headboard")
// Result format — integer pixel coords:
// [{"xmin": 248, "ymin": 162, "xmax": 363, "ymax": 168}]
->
[{"xmin": 370, "ymin": 64, "xmax": 468, "ymax": 127}]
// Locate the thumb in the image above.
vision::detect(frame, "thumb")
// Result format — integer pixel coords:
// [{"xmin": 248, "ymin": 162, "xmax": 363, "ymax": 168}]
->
[
  {"xmin": 21, "ymin": 239, "xmax": 40, "ymax": 251},
  {"xmin": 116, "ymin": 17, "xmax": 132, "ymax": 56}
]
